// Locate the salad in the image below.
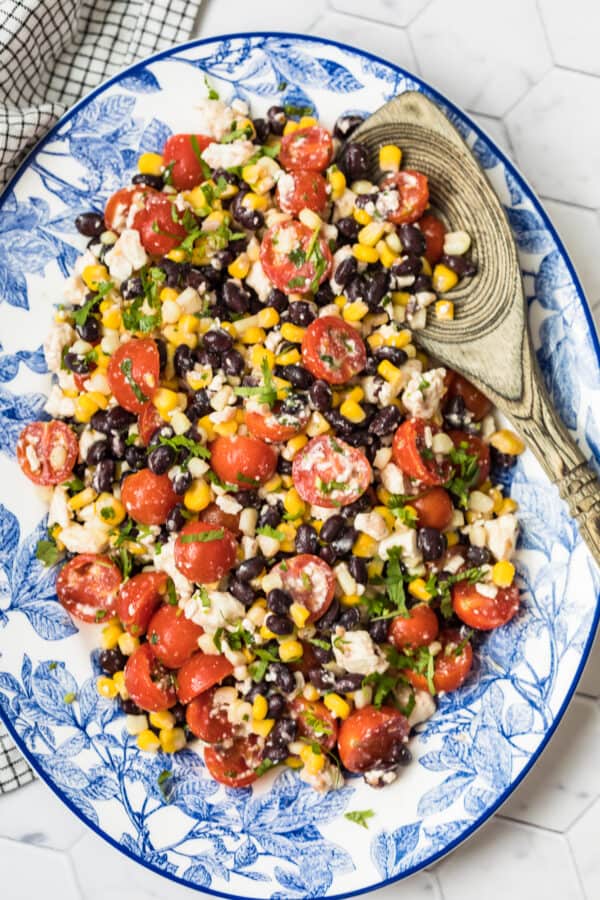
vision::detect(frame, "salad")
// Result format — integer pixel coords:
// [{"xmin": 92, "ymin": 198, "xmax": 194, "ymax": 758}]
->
[{"xmin": 17, "ymin": 91, "xmax": 525, "ymax": 792}]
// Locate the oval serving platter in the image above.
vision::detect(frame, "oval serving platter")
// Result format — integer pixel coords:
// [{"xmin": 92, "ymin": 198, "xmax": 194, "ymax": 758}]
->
[{"xmin": 0, "ymin": 32, "xmax": 599, "ymax": 900}]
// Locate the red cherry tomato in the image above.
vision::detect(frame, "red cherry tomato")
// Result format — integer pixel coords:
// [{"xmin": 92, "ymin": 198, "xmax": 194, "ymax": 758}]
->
[
  {"xmin": 276, "ymin": 170, "xmax": 328, "ymax": 215},
  {"xmin": 138, "ymin": 402, "xmax": 163, "ymax": 446},
  {"xmin": 389, "ymin": 604, "xmax": 439, "ymax": 651},
  {"xmin": 418, "ymin": 213, "xmax": 446, "ymax": 264},
  {"xmin": 162, "ymin": 133, "xmax": 214, "ymax": 190},
  {"xmin": 279, "ymin": 126, "xmax": 333, "ymax": 172},
  {"xmin": 121, "ymin": 469, "xmax": 180, "ymax": 525},
  {"xmin": 290, "ymin": 697, "xmax": 338, "ymax": 751},
  {"xmin": 293, "ymin": 434, "xmax": 372, "ymax": 508},
  {"xmin": 338, "ymin": 706, "xmax": 410, "ymax": 773},
  {"xmin": 133, "ymin": 191, "xmax": 188, "ymax": 255},
  {"xmin": 412, "ymin": 487, "xmax": 454, "ymax": 530},
  {"xmin": 452, "ymin": 581, "xmax": 519, "ymax": 631},
  {"xmin": 198, "ymin": 501, "xmax": 241, "ymax": 537},
  {"xmin": 204, "ymin": 737, "xmax": 261, "ymax": 787},
  {"xmin": 174, "ymin": 521, "xmax": 237, "ymax": 584},
  {"xmin": 116, "ymin": 571, "xmax": 168, "ymax": 636},
  {"xmin": 210, "ymin": 435, "xmax": 277, "ymax": 490},
  {"xmin": 245, "ymin": 403, "xmax": 309, "ymax": 443},
  {"xmin": 380, "ymin": 170, "xmax": 429, "ymax": 225},
  {"xmin": 186, "ymin": 687, "xmax": 233, "ymax": 743},
  {"xmin": 392, "ymin": 418, "xmax": 454, "ymax": 487},
  {"xmin": 272, "ymin": 554, "xmax": 335, "ymax": 623},
  {"xmin": 107, "ymin": 338, "xmax": 160, "ymax": 414},
  {"xmin": 56, "ymin": 554, "xmax": 122, "ymax": 623},
  {"xmin": 104, "ymin": 186, "xmax": 148, "ymax": 232},
  {"xmin": 176, "ymin": 651, "xmax": 234, "ymax": 704},
  {"xmin": 17, "ymin": 421, "xmax": 79, "ymax": 486},
  {"xmin": 404, "ymin": 629, "xmax": 473, "ymax": 694},
  {"xmin": 147, "ymin": 604, "xmax": 204, "ymax": 668},
  {"xmin": 124, "ymin": 643, "xmax": 177, "ymax": 712},
  {"xmin": 259, "ymin": 221, "xmax": 332, "ymax": 294},
  {"xmin": 448, "ymin": 430, "xmax": 490, "ymax": 487},
  {"xmin": 444, "ymin": 371, "xmax": 492, "ymax": 422},
  {"xmin": 301, "ymin": 316, "xmax": 367, "ymax": 385}
]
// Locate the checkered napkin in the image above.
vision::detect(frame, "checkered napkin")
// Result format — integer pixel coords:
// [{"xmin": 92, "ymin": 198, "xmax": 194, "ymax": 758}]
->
[{"xmin": 0, "ymin": 0, "xmax": 199, "ymax": 790}]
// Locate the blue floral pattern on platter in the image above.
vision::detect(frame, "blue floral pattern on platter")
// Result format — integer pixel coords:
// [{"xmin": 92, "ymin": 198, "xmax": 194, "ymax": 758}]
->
[{"xmin": 0, "ymin": 33, "xmax": 599, "ymax": 900}]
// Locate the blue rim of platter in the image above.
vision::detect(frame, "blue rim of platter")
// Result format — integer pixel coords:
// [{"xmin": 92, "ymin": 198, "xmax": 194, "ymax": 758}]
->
[{"xmin": 0, "ymin": 31, "xmax": 599, "ymax": 900}]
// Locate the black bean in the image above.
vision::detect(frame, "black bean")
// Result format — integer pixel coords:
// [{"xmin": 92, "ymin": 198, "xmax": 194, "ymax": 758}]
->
[
  {"xmin": 148, "ymin": 444, "xmax": 175, "ymax": 475},
  {"xmin": 174, "ymin": 344, "xmax": 195, "ymax": 378},
  {"xmin": 212, "ymin": 168, "xmax": 240, "ymax": 189},
  {"xmin": 339, "ymin": 142, "xmax": 369, "ymax": 181},
  {"xmin": 171, "ymin": 470, "xmax": 192, "ymax": 495},
  {"xmin": 266, "ymin": 613, "xmax": 294, "ymax": 635},
  {"xmin": 231, "ymin": 193, "xmax": 264, "ymax": 230},
  {"xmin": 211, "ymin": 247, "xmax": 235, "ymax": 270},
  {"xmin": 348, "ymin": 556, "xmax": 368, "ymax": 585},
  {"xmin": 490, "ymin": 447, "xmax": 518, "ymax": 471},
  {"xmin": 166, "ymin": 504, "xmax": 186, "ymax": 533},
  {"xmin": 314, "ymin": 281, "xmax": 334, "ymax": 307},
  {"xmin": 331, "ymin": 527, "xmax": 357, "ymax": 557},
  {"xmin": 220, "ymin": 348, "xmax": 244, "ymax": 377},
  {"xmin": 466, "ymin": 545, "xmax": 492, "ymax": 566},
  {"xmin": 364, "ymin": 270, "xmax": 390, "ymax": 309},
  {"xmin": 268, "ymin": 663, "xmax": 296, "ymax": 694},
  {"xmin": 323, "ymin": 409, "xmax": 354, "ymax": 437},
  {"xmin": 342, "ymin": 491, "xmax": 374, "ymax": 518},
  {"xmin": 106, "ymin": 406, "xmax": 136, "ymax": 432},
  {"xmin": 86, "ymin": 439, "xmax": 110, "ymax": 465},
  {"xmin": 99, "ymin": 647, "xmax": 127, "ymax": 675},
  {"xmin": 120, "ymin": 278, "xmax": 143, "ymax": 302},
  {"xmin": 223, "ymin": 279, "xmax": 251, "ymax": 314},
  {"xmin": 184, "ymin": 267, "xmax": 211, "ymax": 292},
  {"xmin": 123, "ymin": 445, "xmax": 145, "ymax": 470},
  {"xmin": 120, "ymin": 698, "xmax": 144, "ymax": 715},
  {"xmin": 444, "ymin": 395, "xmax": 467, "ymax": 429},
  {"xmin": 195, "ymin": 348, "xmax": 221, "ymax": 369},
  {"xmin": 391, "ymin": 744, "xmax": 412, "ymax": 766},
  {"xmin": 266, "ymin": 105, "xmax": 287, "ymax": 135},
  {"xmin": 370, "ymin": 405, "xmax": 402, "ymax": 436},
  {"xmin": 64, "ymin": 352, "xmax": 93, "ymax": 375},
  {"xmin": 334, "ymin": 255, "xmax": 358, "ymax": 289},
  {"xmin": 229, "ymin": 578, "xmax": 256, "ymax": 607},
  {"xmin": 275, "ymin": 364, "xmax": 313, "ymax": 390},
  {"xmin": 295, "ymin": 523, "xmax": 319, "ymax": 555},
  {"xmin": 75, "ymin": 211, "xmax": 105, "ymax": 238},
  {"xmin": 374, "ymin": 346, "xmax": 408, "ymax": 367},
  {"xmin": 440, "ymin": 254, "xmax": 477, "ymax": 277},
  {"xmin": 335, "ymin": 673, "xmax": 364, "ymax": 692},
  {"xmin": 362, "ymin": 357, "xmax": 378, "ymax": 376},
  {"xmin": 346, "ymin": 274, "xmax": 366, "ymax": 303},
  {"xmin": 309, "ymin": 379, "xmax": 332, "ymax": 412},
  {"xmin": 258, "ymin": 503, "xmax": 283, "ymax": 529},
  {"xmin": 417, "ymin": 527, "xmax": 446, "ymax": 561},
  {"xmin": 90, "ymin": 409, "xmax": 110, "ymax": 434},
  {"xmin": 267, "ymin": 693, "xmax": 286, "ymax": 719},
  {"xmin": 338, "ymin": 607, "xmax": 360, "ymax": 630},
  {"xmin": 110, "ymin": 432, "xmax": 126, "ymax": 460},
  {"xmin": 398, "ymin": 223, "xmax": 426, "ymax": 256},
  {"xmin": 286, "ymin": 301, "xmax": 315, "ymax": 327},
  {"xmin": 245, "ymin": 682, "xmax": 269, "ymax": 702},
  {"xmin": 309, "ymin": 668, "xmax": 336, "ymax": 691},
  {"xmin": 93, "ymin": 459, "xmax": 115, "ymax": 493},
  {"xmin": 267, "ymin": 589, "xmax": 293, "ymax": 615},
  {"xmin": 413, "ymin": 274, "xmax": 432, "ymax": 293},
  {"xmin": 251, "ymin": 117, "xmax": 269, "ymax": 144},
  {"xmin": 150, "ymin": 424, "xmax": 174, "ymax": 445},
  {"xmin": 337, "ymin": 216, "xmax": 360, "ymax": 243},
  {"xmin": 131, "ymin": 171, "xmax": 163, "ymax": 189},
  {"xmin": 235, "ymin": 556, "xmax": 263, "ymax": 583},
  {"xmin": 264, "ymin": 717, "xmax": 297, "ymax": 762},
  {"xmin": 320, "ymin": 514, "xmax": 346, "ymax": 544},
  {"xmin": 171, "ymin": 703, "xmax": 187, "ymax": 726},
  {"xmin": 316, "ymin": 596, "xmax": 340, "ymax": 632},
  {"xmin": 277, "ymin": 457, "xmax": 292, "ymax": 475},
  {"xmin": 237, "ymin": 490, "xmax": 261, "ymax": 509},
  {"xmin": 319, "ymin": 545, "xmax": 337, "ymax": 566},
  {"xmin": 203, "ymin": 329, "xmax": 233, "ymax": 353},
  {"xmin": 333, "ymin": 113, "xmax": 364, "ymax": 140},
  {"xmin": 75, "ymin": 316, "xmax": 102, "ymax": 343},
  {"xmin": 186, "ymin": 388, "xmax": 211, "ymax": 422},
  {"xmin": 368, "ymin": 618, "xmax": 390, "ymax": 644}
]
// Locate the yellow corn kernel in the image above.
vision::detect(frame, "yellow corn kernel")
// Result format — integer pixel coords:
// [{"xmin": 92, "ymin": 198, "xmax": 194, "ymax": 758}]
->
[
  {"xmin": 409, "ymin": 578, "xmax": 433, "ymax": 602},
  {"xmin": 101, "ymin": 623, "xmax": 123, "ymax": 651},
  {"xmin": 252, "ymin": 718, "xmax": 275, "ymax": 738},
  {"xmin": 284, "ymin": 488, "xmax": 306, "ymax": 519},
  {"xmin": 82, "ymin": 264, "xmax": 109, "ymax": 291},
  {"xmin": 159, "ymin": 727, "xmax": 186, "ymax": 754},
  {"xmin": 285, "ymin": 435, "xmax": 308, "ymax": 460},
  {"xmin": 152, "ymin": 388, "xmax": 179, "ymax": 419},
  {"xmin": 379, "ymin": 143, "xmax": 402, "ymax": 172},
  {"xmin": 432, "ymin": 264, "xmax": 459, "ymax": 293},
  {"xmin": 250, "ymin": 345, "xmax": 275, "ymax": 369},
  {"xmin": 378, "ymin": 359, "xmax": 403, "ymax": 383},
  {"xmin": 112, "ymin": 670, "xmax": 127, "ymax": 698},
  {"xmin": 420, "ymin": 257, "xmax": 432, "ymax": 277},
  {"xmin": 166, "ymin": 249, "xmax": 187, "ymax": 263},
  {"xmin": 299, "ymin": 116, "xmax": 317, "ymax": 128},
  {"xmin": 68, "ymin": 487, "xmax": 97, "ymax": 511},
  {"xmin": 138, "ymin": 151, "xmax": 163, "ymax": 175},
  {"xmin": 341, "ymin": 593, "xmax": 362, "ymax": 607},
  {"xmin": 101, "ymin": 307, "xmax": 121, "ymax": 329},
  {"xmin": 391, "ymin": 291, "xmax": 410, "ymax": 308},
  {"xmin": 150, "ymin": 710, "xmax": 176, "ymax": 731},
  {"xmin": 367, "ymin": 332, "xmax": 385, "ymax": 350},
  {"xmin": 241, "ymin": 326, "xmax": 266, "ymax": 345},
  {"xmin": 184, "ymin": 479, "xmax": 213, "ymax": 512},
  {"xmin": 279, "ymin": 639, "xmax": 303, "ymax": 663},
  {"xmin": 435, "ymin": 300, "xmax": 455, "ymax": 320},
  {"xmin": 334, "ymin": 295, "xmax": 346, "ymax": 309},
  {"xmin": 95, "ymin": 493, "xmax": 126, "ymax": 526},
  {"xmin": 373, "ymin": 504, "xmax": 395, "ymax": 530},
  {"xmin": 376, "ymin": 486, "xmax": 391, "ymax": 505},
  {"xmin": 252, "ymin": 694, "xmax": 269, "ymax": 722},
  {"xmin": 352, "ymin": 243, "xmax": 379, "ymax": 264},
  {"xmin": 492, "ymin": 560, "xmax": 516, "ymax": 588},
  {"xmin": 367, "ymin": 558, "xmax": 384, "ymax": 579},
  {"xmin": 328, "ymin": 167, "xmax": 346, "ymax": 200},
  {"xmin": 299, "ymin": 744, "xmax": 325, "ymax": 774},
  {"xmin": 279, "ymin": 522, "xmax": 297, "ymax": 553},
  {"xmin": 198, "ymin": 414, "xmax": 215, "ymax": 441},
  {"xmin": 304, "ymin": 683, "xmax": 320, "ymax": 702},
  {"xmin": 264, "ymin": 474, "xmax": 282, "ymax": 493},
  {"xmin": 489, "ymin": 429, "xmax": 526, "ymax": 456},
  {"xmin": 74, "ymin": 394, "xmax": 100, "ymax": 424},
  {"xmin": 353, "ymin": 533, "xmax": 378, "ymax": 558},
  {"xmin": 345, "ymin": 386, "xmax": 363, "ymax": 403},
  {"xmin": 446, "ymin": 531, "xmax": 459, "ymax": 547},
  {"xmin": 280, "ymin": 322, "xmax": 306, "ymax": 344},
  {"xmin": 489, "ymin": 487, "xmax": 504, "ymax": 515},
  {"xmin": 257, "ymin": 306, "xmax": 280, "ymax": 329},
  {"xmin": 343, "ymin": 300, "xmax": 369, "ymax": 322},
  {"xmin": 241, "ymin": 191, "xmax": 268, "ymax": 212},
  {"xmin": 358, "ymin": 222, "xmax": 386, "ymax": 247},
  {"xmin": 179, "ymin": 314, "xmax": 200, "ymax": 334},
  {"xmin": 353, "ymin": 207, "xmax": 372, "ymax": 225},
  {"xmin": 385, "ymin": 328, "xmax": 412, "ymax": 348},
  {"xmin": 186, "ymin": 185, "xmax": 210, "ymax": 211},
  {"xmin": 306, "ymin": 411, "xmax": 331, "ymax": 436},
  {"xmin": 118, "ymin": 632, "xmax": 140, "ymax": 656},
  {"xmin": 339, "ymin": 399, "xmax": 366, "ymax": 423},
  {"xmin": 276, "ymin": 348, "xmax": 301, "ymax": 366},
  {"xmin": 500, "ymin": 497, "xmax": 518, "ymax": 515},
  {"xmin": 416, "ymin": 352, "xmax": 429, "ymax": 369},
  {"xmin": 137, "ymin": 729, "xmax": 161, "ymax": 752},
  {"xmin": 228, "ymin": 253, "xmax": 251, "ymax": 280},
  {"xmin": 377, "ymin": 240, "xmax": 398, "ymax": 268},
  {"xmin": 286, "ymin": 755, "xmax": 303, "ymax": 769},
  {"xmin": 324, "ymin": 693, "xmax": 351, "ymax": 720},
  {"xmin": 97, "ymin": 676, "xmax": 118, "ymax": 699},
  {"xmin": 260, "ymin": 624, "xmax": 277, "ymax": 641},
  {"xmin": 290, "ymin": 602, "xmax": 310, "ymax": 629}
]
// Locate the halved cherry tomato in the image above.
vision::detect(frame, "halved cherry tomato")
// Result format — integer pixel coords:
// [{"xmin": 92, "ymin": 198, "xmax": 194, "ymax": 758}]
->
[
  {"xmin": 199, "ymin": 501, "xmax": 241, "ymax": 537},
  {"xmin": 116, "ymin": 571, "xmax": 168, "ymax": 636},
  {"xmin": 392, "ymin": 418, "xmax": 454, "ymax": 487},
  {"xmin": 272, "ymin": 554, "xmax": 335, "ymax": 623},
  {"xmin": 452, "ymin": 581, "xmax": 519, "ymax": 630},
  {"xmin": 444, "ymin": 371, "xmax": 492, "ymax": 422},
  {"xmin": 204, "ymin": 737, "xmax": 260, "ymax": 787},
  {"xmin": 380, "ymin": 170, "xmax": 429, "ymax": 225},
  {"xmin": 147, "ymin": 604, "xmax": 204, "ymax": 668},
  {"xmin": 124, "ymin": 643, "xmax": 177, "ymax": 712},
  {"xmin": 279, "ymin": 126, "xmax": 333, "ymax": 172},
  {"xmin": 133, "ymin": 191, "xmax": 188, "ymax": 255},
  {"xmin": 418, "ymin": 213, "xmax": 446, "ymax": 264},
  {"xmin": 301, "ymin": 316, "xmax": 367, "ymax": 385},
  {"xmin": 389, "ymin": 604, "xmax": 439, "ymax": 651},
  {"xmin": 56, "ymin": 553, "xmax": 122, "ymax": 623},
  {"xmin": 121, "ymin": 469, "xmax": 180, "ymax": 525},
  {"xmin": 276, "ymin": 170, "xmax": 328, "ymax": 215},
  {"xmin": 17, "ymin": 421, "xmax": 79, "ymax": 486},
  {"xmin": 245, "ymin": 403, "xmax": 310, "ymax": 443},
  {"xmin": 448, "ymin": 430, "xmax": 490, "ymax": 487},
  {"xmin": 107, "ymin": 338, "xmax": 159, "ymax": 414},
  {"xmin": 186, "ymin": 687, "xmax": 233, "ymax": 743},
  {"xmin": 412, "ymin": 487, "xmax": 454, "ymax": 530},
  {"xmin": 104, "ymin": 186, "xmax": 147, "ymax": 232},
  {"xmin": 138, "ymin": 402, "xmax": 163, "ymax": 446},
  {"xmin": 162, "ymin": 133, "xmax": 214, "ymax": 191},
  {"xmin": 293, "ymin": 434, "xmax": 372, "ymax": 509},
  {"xmin": 210, "ymin": 434, "xmax": 277, "ymax": 490},
  {"xmin": 174, "ymin": 520, "xmax": 237, "ymax": 584},
  {"xmin": 259, "ymin": 221, "xmax": 332, "ymax": 294},
  {"xmin": 403, "ymin": 629, "xmax": 473, "ymax": 694},
  {"xmin": 338, "ymin": 706, "xmax": 410, "ymax": 773},
  {"xmin": 291, "ymin": 697, "xmax": 338, "ymax": 751},
  {"xmin": 176, "ymin": 651, "xmax": 234, "ymax": 704}
]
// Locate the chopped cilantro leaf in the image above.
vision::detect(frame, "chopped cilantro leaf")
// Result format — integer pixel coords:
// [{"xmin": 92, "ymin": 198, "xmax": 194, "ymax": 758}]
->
[
  {"xmin": 119, "ymin": 358, "xmax": 148, "ymax": 403},
  {"xmin": 178, "ymin": 529, "xmax": 225, "ymax": 543},
  {"xmin": 255, "ymin": 525, "xmax": 285, "ymax": 541},
  {"xmin": 36, "ymin": 539, "xmax": 63, "ymax": 567},
  {"xmin": 344, "ymin": 809, "xmax": 374, "ymax": 829}
]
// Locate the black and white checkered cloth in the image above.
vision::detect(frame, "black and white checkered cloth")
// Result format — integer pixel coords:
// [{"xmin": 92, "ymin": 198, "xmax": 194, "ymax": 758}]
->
[{"xmin": 0, "ymin": 0, "xmax": 199, "ymax": 790}]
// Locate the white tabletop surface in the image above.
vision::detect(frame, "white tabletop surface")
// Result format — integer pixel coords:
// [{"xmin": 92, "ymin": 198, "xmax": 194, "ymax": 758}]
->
[{"xmin": 2, "ymin": 1, "xmax": 600, "ymax": 898}]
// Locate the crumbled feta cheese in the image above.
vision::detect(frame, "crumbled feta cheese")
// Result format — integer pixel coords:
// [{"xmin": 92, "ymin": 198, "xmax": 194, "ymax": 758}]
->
[
  {"xmin": 202, "ymin": 140, "xmax": 256, "ymax": 170},
  {"xmin": 402, "ymin": 367, "xmax": 447, "ymax": 419},
  {"xmin": 47, "ymin": 486, "xmax": 72, "ymax": 529},
  {"xmin": 444, "ymin": 554, "xmax": 465, "ymax": 574},
  {"xmin": 475, "ymin": 582, "xmax": 499, "ymax": 599},
  {"xmin": 216, "ymin": 493, "xmax": 242, "ymax": 515},
  {"xmin": 332, "ymin": 628, "xmax": 388, "ymax": 675},
  {"xmin": 354, "ymin": 511, "xmax": 389, "ymax": 541},
  {"xmin": 380, "ymin": 462, "xmax": 406, "ymax": 495},
  {"xmin": 239, "ymin": 508, "xmax": 257, "ymax": 537},
  {"xmin": 373, "ymin": 447, "xmax": 393, "ymax": 470},
  {"xmin": 483, "ymin": 514, "xmax": 519, "ymax": 561},
  {"xmin": 364, "ymin": 768, "xmax": 399, "ymax": 787},
  {"xmin": 177, "ymin": 287, "xmax": 203, "ymax": 314},
  {"xmin": 60, "ymin": 523, "xmax": 109, "ymax": 554},
  {"xmin": 154, "ymin": 537, "xmax": 194, "ymax": 602},
  {"xmin": 334, "ymin": 562, "xmax": 357, "ymax": 597},
  {"xmin": 182, "ymin": 589, "xmax": 245, "ymax": 632},
  {"xmin": 44, "ymin": 322, "xmax": 75, "ymax": 373},
  {"xmin": 193, "ymin": 98, "xmax": 235, "ymax": 140},
  {"xmin": 379, "ymin": 530, "xmax": 420, "ymax": 562},
  {"xmin": 44, "ymin": 385, "xmax": 75, "ymax": 418},
  {"xmin": 63, "ymin": 274, "xmax": 87, "ymax": 305},
  {"xmin": 257, "ymin": 534, "xmax": 280, "ymax": 559},
  {"xmin": 332, "ymin": 188, "xmax": 357, "ymax": 221},
  {"xmin": 375, "ymin": 188, "xmax": 400, "ymax": 219},
  {"xmin": 241, "ymin": 536, "xmax": 259, "ymax": 559},
  {"xmin": 104, "ymin": 229, "xmax": 147, "ymax": 283},
  {"xmin": 245, "ymin": 260, "xmax": 272, "ymax": 302}
]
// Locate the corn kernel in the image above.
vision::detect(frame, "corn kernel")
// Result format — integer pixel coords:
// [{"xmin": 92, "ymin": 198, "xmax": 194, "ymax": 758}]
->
[
  {"xmin": 352, "ymin": 243, "xmax": 379, "ymax": 264},
  {"xmin": 276, "ymin": 348, "xmax": 301, "ymax": 366},
  {"xmin": 328, "ymin": 167, "xmax": 346, "ymax": 200},
  {"xmin": 112, "ymin": 670, "xmax": 127, "ymax": 699},
  {"xmin": 343, "ymin": 300, "xmax": 369, "ymax": 322},
  {"xmin": 367, "ymin": 558, "xmax": 384, "ymax": 579},
  {"xmin": 101, "ymin": 623, "xmax": 123, "ymax": 650},
  {"xmin": 299, "ymin": 208, "xmax": 322, "ymax": 231},
  {"xmin": 304, "ymin": 683, "xmax": 320, "ymax": 702},
  {"xmin": 166, "ymin": 249, "xmax": 187, "ymax": 263},
  {"xmin": 101, "ymin": 307, "xmax": 122, "ymax": 329},
  {"xmin": 446, "ymin": 531, "xmax": 459, "ymax": 547},
  {"xmin": 324, "ymin": 693, "xmax": 351, "ymax": 720},
  {"xmin": 252, "ymin": 694, "xmax": 269, "ymax": 721},
  {"xmin": 435, "ymin": 299, "xmax": 455, "ymax": 320},
  {"xmin": 279, "ymin": 639, "xmax": 303, "ymax": 662},
  {"xmin": 184, "ymin": 478, "xmax": 213, "ymax": 512},
  {"xmin": 339, "ymin": 399, "xmax": 366, "ymax": 423},
  {"xmin": 500, "ymin": 498, "xmax": 518, "ymax": 515},
  {"xmin": 74, "ymin": 394, "xmax": 100, "ymax": 424},
  {"xmin": 286, "ymin": 755, "xmax": 303, "ymax": 768},
  {"xmin": 489, "ymin": 429, "xmax": 526, "ymax": 456},
  {"xmin": 420, "ymin": 257, "xmax": 432, "ymax": 277},
  {"xmin": 284, "ymin": 488, "xmax": 306, "ymax": 519},
  {"xmin": 432, "ymin": 264, "xmax": 459, "ymax": 293},
  {"xmin": 260, "ymin": 624, "xmax": 277, "ymax": 641},
  {"xmin": 152, "ymin": 388, "xmax": 179, "ymax": 418},
  {"xmin": 378, "ymin": 359, "xmax": 403, "ymax": 383},
  {"xmin": 67, "ymin": 487, "xmax": 96, "ymax": 512},
  {"xmin": 159, "ymin": 727, "xmax": 186, "ymax": 754},
  {"xmin": 306, "ymin": 412, "xmax": 331, "ymax": 436},
  {"xmin": 137, "ymin": 729, "xmax": 161, "ymax": 752},
  {"xmin": 118, "ymin": 632, "xmax": 140, "ymax": 656},
  {"xmin": 353, "ymin": 533, "xmax": 378, "ymax": 558},
  {"xmin": 252, "ymin": 718, "xmax": 275, "ymax": 738},
  {"xmin": 299, "ymin": 744, "xmax": 325, "ymax": 774},
  {"xmin": 334, "ymin": 295, "xmax": 346, "ymax": 308},
  {"xmin": 97, "ymin": 676, "xmax": 118, "ymax": 699},
  {"xmin": 358, "ymin": 222, "xmax": 386, "ymax": 247},
  {"xmin": 299, "ymin": 116, "xmax": 317, "ymax": 128},
  {"xmin": 373, "ymin": 504, "xmax": 395, "ymax": 530},
  {"xmin": 250, "ymin": 345, "xmax": 276, "ymax": 369},
  {"xmin": 138, "ymin": 151, "xmax": 163, "ymax": 175},
  {"xmin": 353, "ymin": 207, "xmax": 372, "ymax": 225},
  {"xmin": 409, "ymin": 578, "xmax": 433, "ymax": 602},
  {"xmin": 241, "ymin": 326, "xmax": 266, "ymax": 344},
  {"xmin": 285, "ymin": 434, "xmax": 308, "ymax": 460},
  {"xmin": 379, "ymin": 144, "xmax": 402, "ymax": 172},
  {"xmin": 257, "ymin": 306, "xmax": 280, "ymax": 329},
  {"xmin": 150, "ymin": 710, "xmax": 176, "ymax": 731},
  {"xmin": 82, "ymin": 264, "xmax": 109, "ymax": 291},
  {"xmin": 492, "ymin": 560, "xmax": 516, "ymax": 588},
  {"xmin": 289, "ymin": 602, "xmax": 310, "ymax": 629},
  {"xmin": 264, "ymin": 474, "xmax": 282, "ymax": 493},
  {"xmin": 377, "ymin": 240, "xmax": 398, "ymax": 268},
  {"xmin": 198, "ymin": 414, "xmax": 215, "ymax": 441},
  {"xmin": 228, "ymin": 253, "xmax": 251, "ymax": 280},
  {"xmin": 341, "ymin": 593, "xmax": 362, "ymax": 606},
  {"xmin": 280, "ymin": 322, "xmax": 306, "ymax": 343},
  {"xmin": 489, "ymin": 487, "xmax": 504, "ymax": 515},
  {"xmin": 241, "ymin": 191, "xmax": 268, "ymax": 211},
  {"xmin": 367, "ymin": 332, "xmax": 385, "ymax": 350},
  {"xmin": 179, "ymin": 314, "xmax": 200, "ymax": 334},
  {"xmin": 95, "ymin": 493, "xmax": 126, "ymax": 526}
]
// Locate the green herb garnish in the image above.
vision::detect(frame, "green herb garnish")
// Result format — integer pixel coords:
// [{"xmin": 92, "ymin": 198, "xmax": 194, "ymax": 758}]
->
[
  {"xmin": 344, "ymin": 809, "xmax": 374, "ymax": 829},
  {"xmin": 234, "ymin": 357, "xmax": 278, "ymax": 408},
  {"xmin": 178, "ymin": 529, "xmax": 225, "ymax": 543},
  {"xmin": 119, "ymin": 358, "xmax": 148, "ymax": 403}
]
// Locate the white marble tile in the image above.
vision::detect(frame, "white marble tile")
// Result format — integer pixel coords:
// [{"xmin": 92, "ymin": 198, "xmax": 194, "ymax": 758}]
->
[
  {"xmin": 568, "ymin": 796, "xmax": 600, "ymax": 899},
  {"xmin": 505, "ymin": 69, "xmax": 600, "ymax": 209},
  {"xmin": 309, "ymin": 11, "xmax": 417, "ymax": 72},
  {"xmin": 364, "ymin": 870, "xmax": 440, "ymax": 898},
  {"xmin": 1, "ymin": 837, "xmax": 81, "ymax": 900},
  {"xmin": 538, "ymin": 0, "xmax": 600, "ymax": 77},
  {"xmin": 0, "ymin": 781, "xmax": 85, "ymax": 851},
  {"xmin": 541, "ymin": 200, "xmax": 600, "ymax": 310},
  {"xmin": 500, "ymin": 697, "xmax": 600, "ymax": 831},
  {"xmin": 192, "ymin": 0, "xmax": 323, "ymax": 36},
  {"xmin": 408, "ymin": 0, "xmax": 552, "ymax": 117},
  {"xmin": 331, "ymin": 0, "xmax": 431, "ymax": 27},
  {"xmin": 435, "ymin": 819, "xmax": 584, "ymax": 900}
]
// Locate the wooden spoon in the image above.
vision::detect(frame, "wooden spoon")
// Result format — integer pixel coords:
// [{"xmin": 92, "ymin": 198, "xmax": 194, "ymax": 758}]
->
[{"xmin": 350, "ymin": 91, "xmax": 600, "ymax": 566}]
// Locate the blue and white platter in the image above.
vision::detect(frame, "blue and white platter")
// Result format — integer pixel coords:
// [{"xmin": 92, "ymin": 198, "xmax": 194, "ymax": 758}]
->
[{"xmin": 0, "ymin": 32, "xmax": 599, "ymax": 900}]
